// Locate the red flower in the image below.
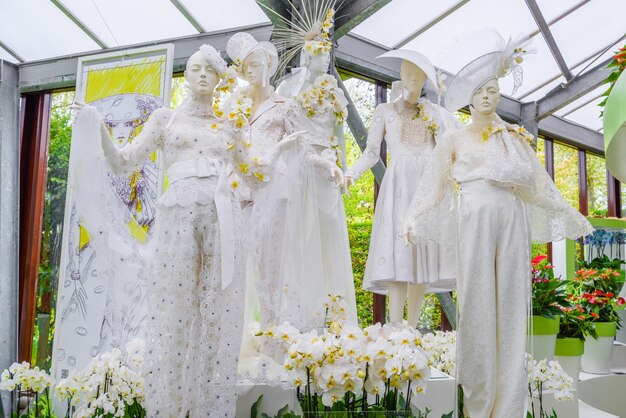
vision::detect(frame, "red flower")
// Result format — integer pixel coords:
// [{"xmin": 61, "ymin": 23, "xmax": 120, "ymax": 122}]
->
[
  {"xmin": 577, "ymin": 315, "xmax": 585, "ymax": 320},
  {"xmin": 606, "ymin": 292, "xmax": 614, "ymax": 298},
  {"xmin": 532, "ymin": 255, "xmax": 548, "ymax": 265},
  {"xmin": 589, "ymin": 297, "xmax": 597, "ymax": 304},
  {"xmin": 618, "ymin": 297, "xmax": 625, "ymax": 307},
  {"xmin": 595, "ymin": 290, "xmax": 604, "ymax": 296},
  {"xmin": 590, "ymin": 312, "xmax": 600, "ymax": 319}
]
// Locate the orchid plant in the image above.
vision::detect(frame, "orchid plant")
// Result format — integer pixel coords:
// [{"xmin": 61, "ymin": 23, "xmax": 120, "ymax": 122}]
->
[{"xmin": 526, "ymin": 354, "xmax": 574, "ymax": 418}]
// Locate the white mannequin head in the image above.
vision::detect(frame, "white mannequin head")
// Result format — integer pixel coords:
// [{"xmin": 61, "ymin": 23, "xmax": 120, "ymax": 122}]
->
[
  {"xmin": 471, "ymin": 78, "xmax": 501, "ymax": 115},
  {"xmin": 184, "ymin": 50, "xmax": 220, "ymax": 98},
  {"xmin": 304, "ymin": 50, "xmax": 331, "ymax": 77},
  {"xmin": 242, "ymin": 49, "xmax": 273, "ymax": 87},
  {"xmin": 400, "ymin": 60, "xmax": 427, "ymax": 95}
]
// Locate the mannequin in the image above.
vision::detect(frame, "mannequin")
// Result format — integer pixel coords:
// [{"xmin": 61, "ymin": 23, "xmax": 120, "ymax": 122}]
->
[
  {"xmin": 72, "ymin": 45, "xmax": 264, "ymax": 417},
  {"xmin": 404, "ymin": 48, "xmax": 593, "ymax": 416},
  {"xmin": 346, "ymin": 52, "xmax": 457, "ymax": 326},
  {"xmin": 260, "ymin": 8, "xmax": 357, "ymax": 329}
]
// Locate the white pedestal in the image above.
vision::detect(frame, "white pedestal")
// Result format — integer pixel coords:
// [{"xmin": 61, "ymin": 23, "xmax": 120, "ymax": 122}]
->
[
  {"xmin": 411, "ymin": 369, "xmax": 456, "ymax": 417},
  {"xmin": 582, "ymin": 337, "xmax": 615, "ymax": 374}
]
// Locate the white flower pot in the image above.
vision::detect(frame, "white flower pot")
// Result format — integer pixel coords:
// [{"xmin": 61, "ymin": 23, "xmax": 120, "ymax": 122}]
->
[
  {"xmin": 554, "ymin": 355, "xmax": 582, "ymax": 390},
  {"xmin": 581, "ymin": 322, "xmax": 617, "ymax": 375},
  {"xmin": 527, "ymin": 315, "xmax": 559, "ymax": 361}
]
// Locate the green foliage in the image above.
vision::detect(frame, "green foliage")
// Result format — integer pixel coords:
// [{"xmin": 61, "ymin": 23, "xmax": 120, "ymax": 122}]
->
[{"xmin": 531, "ymin": 255, "xmax": 571, "ymax": 319}]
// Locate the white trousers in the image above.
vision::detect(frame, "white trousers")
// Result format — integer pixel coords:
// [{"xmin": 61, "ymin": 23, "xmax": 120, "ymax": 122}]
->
[{"xmin": 456, "ymin": 180, "xmax": 530, "ymax": 418}]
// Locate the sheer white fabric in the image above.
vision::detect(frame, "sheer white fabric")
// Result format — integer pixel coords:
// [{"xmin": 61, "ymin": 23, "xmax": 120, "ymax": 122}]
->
[
  {"xmin": 347, "ymin": 99, "xmax": 459, "ymax": 293},
  {"xmin": 251, "ymin": 73, "xmax": 357, "ymax": 330},
  {"xmin": 405, "ymin": 110, "xmax": 594, "ymax": 244},
  {"xmin": 76, "ymin": 97, "xmax": 257, "ymax": 417}
]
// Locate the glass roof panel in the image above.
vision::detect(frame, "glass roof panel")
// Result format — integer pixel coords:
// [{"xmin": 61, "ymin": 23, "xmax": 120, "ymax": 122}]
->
[
  {"xmin": 61, "ymin": 0, "xmax": 197, "ymax": 48},
  {"xmin": 549, "ymin": 0, "xmax": 625, "ymax": 68},
  {"xmin": 0, "ymin": 0, "xmax": 100, "ymax": 61},
  {"xmin": 179, "ymin": 0, "xmax": 269, "ymax": 32},
  {"xmin": 555, "ymin": 85, "xmax": 605, "ymax": 118},
  {"xmin": 351, "ymin": 0, "xmax": 461, "ymax": 48},
  {"xmin": 400, "ymin": 0, "xmax": 545, "ymax": 73},
  {"xmin": 563, "ymin": 98, "xmax": 604, "ymax": 131},
  {"xmin": 534, "ymin": 0, "xmax": 579, "ymax": 22}
]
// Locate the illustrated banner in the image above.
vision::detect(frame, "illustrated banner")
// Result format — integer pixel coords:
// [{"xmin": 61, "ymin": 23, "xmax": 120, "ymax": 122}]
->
[{"xmin": 52, "ymin": 45, "xmax": 173, "ymax": 382}]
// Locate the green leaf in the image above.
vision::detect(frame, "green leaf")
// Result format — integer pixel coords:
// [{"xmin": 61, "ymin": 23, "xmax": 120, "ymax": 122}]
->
[
  {"xmin": 441, "ymin": 412, "xmax": 454, "ymax": 418},
  {"xmin": 251, "ymin": 394, "xmax": 263, "ymax": 418},
  {"xmin": 275, "ymin": 404, "xmax": 290, "ymax": 418}
]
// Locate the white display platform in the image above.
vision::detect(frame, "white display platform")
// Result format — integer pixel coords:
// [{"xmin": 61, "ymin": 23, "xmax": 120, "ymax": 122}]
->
[{"xmin": 235, "ymin": 369, "xmax": 455, "ymax": 417}]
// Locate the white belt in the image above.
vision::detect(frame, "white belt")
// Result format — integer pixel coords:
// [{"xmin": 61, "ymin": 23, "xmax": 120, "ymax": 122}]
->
[{"xmin": 167, "ymin": 157, "xmax": 235, "ymax": 290}]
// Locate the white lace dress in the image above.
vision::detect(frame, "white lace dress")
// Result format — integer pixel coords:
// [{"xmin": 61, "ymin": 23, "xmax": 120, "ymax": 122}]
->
[
  {"xmin": 405, "ymin": 111, "xmax": 593, "ymax": 418},
  {"xmin": 98, "ymin": 98, "xmax": 263, "ymax": 418},
  {"xmin": 258, "ymin": 76, "xmax": 357, "ymax": 330},
  {"xmin": 347, "ymin": 98, "xmax": 458, "ymax": 294}
]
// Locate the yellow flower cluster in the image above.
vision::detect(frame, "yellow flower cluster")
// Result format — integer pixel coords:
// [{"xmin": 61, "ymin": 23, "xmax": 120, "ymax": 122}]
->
[
  {"xmin": 481, "ymin": 125, "xmax": 504, "ymax": 141},
  {"xmin": 303, "ymin": 8, "xmax": 334, "ymax": 57},
  {"xmin": 511, "ymin": 124, "xmax": 535, "ymax": 144},
  {"xmin": 413, "ymin": 100, "xmax": 439, "ymax": 138},
  {"xmin": 296, "ymin": 74, "xmax": 348, "ymax": 125}
]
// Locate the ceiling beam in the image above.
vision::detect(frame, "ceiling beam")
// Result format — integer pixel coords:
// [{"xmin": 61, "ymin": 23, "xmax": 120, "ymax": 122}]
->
[
  {"xmin": 50, "ymin": 0, "xmax": 108, "ymax": 49},
  {"xmin": 334, "ymin": 0, "xmax": 392, "ymax": 39},
  {"xmin": 539, "ymin": 115, "xmax": 604, "ymax": 154},
  {"xmin": 169, "ymin": 0, "xmax": 206, "ymax": 33},
  {"xmin": 0, "ymin": 41, "xmax": 24, "ymax": 63},
  {"xmin": 393, "ymin": 0, "xmax": 470, "ymax": 49},
  {"xmin": 536, "ymin": 57, "xmax": 612, "ymax": 120},
  {"xmin": 524, "ymin": 0, "xmax": 573, "ymax": 80}
]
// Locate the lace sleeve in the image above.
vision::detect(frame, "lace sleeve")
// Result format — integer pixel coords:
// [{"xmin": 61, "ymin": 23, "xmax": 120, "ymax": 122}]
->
[
  {"xmin": 511, "ymin": 131, "xmax": 594, "ymax": 243},
  {"xmin": 404, "ymin": 129, "xmax": 458, "ymax": 244},
  {"xmin": 284, "ymin": 99, "xmax": 304, "ymax": 136},
  {"xmin": 347, "ymin": 104, "xmax": 385, "ymax": 181},
  {"xmin": 101, "ymin": 107, "xmax": 169, "ymax": 176}
]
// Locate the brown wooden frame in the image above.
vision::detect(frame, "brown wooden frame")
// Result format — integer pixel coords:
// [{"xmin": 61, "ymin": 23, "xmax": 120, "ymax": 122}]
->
[{"xmin": 18, "ymin": 92, "xmax": 51, "ymax": 362}]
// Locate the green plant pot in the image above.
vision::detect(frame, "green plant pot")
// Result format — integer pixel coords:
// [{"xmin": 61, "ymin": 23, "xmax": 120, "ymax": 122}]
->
[
  {"xmin": 529, "ymin": 315, "xmax": 560, "ymax": 335},
  {"xmin": 555, "ymin": 337, "xmax": 585, "ymax": 357},
  {"xmin": 593, "ymin": 321, "xmax": 617, "ymax": 337}
]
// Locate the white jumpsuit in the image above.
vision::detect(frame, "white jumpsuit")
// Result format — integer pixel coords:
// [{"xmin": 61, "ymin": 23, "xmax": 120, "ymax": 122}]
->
[
  {"xmin": 406, "ymin": 111, "xmax": 593, "ymax": 418},
  {"xmin": 103, "ymin": 98, "xmax": 263, "ymax": 418}
]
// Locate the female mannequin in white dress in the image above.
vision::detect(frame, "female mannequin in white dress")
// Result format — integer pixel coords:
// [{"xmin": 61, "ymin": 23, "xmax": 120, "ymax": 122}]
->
[
  {"xmin": 73, "ymin": 45, "xmax": 264, "ymax": 417},
  {"xmin": 404, "ymin": 42, "xmax": 593, "ymax": 417},
  {"xmin": 266, "ymin": 19, "xmax": 357, "ymax": 329},
  {"xmin": 345, "ymin": 50, "xmax": 457, "ymax": 326}
]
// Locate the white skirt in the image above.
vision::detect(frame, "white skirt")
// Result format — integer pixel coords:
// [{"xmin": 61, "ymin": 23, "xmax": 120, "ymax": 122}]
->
[{"xmin": 362, "ymin": 155, "xmax": 456, "ymax": 294}]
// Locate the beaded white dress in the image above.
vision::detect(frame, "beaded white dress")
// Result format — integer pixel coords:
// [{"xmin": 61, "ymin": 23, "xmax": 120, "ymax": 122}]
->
[{"xmin": 76, "ymin": 97, "xmax": 262, "ymax": 417}]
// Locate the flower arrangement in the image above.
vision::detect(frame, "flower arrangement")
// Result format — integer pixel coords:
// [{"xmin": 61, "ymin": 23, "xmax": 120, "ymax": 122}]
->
[
  {"xmin": 0, "ymin": 361, "xmax": 54, "ymax": 417},
  {"xmin": 1, "ymin": 339, "xmax": 146, "ymax": 418},
  {"xmin": 557, "ymin": 295, "xmax": 597, "ymax": 340},
  {"xmin": 526, "ymin": 354, "xmax": 574, "ymax": 418},
  {"xmin": 421, "ymin": 331, "xmax": 456, "ymax": 377},
  {"xmin": 411, "ymin": 100, "xmax": 439, "ymax": 138},
  {"xmin": 295, "ymin": 74, "xmax": 348, "ymax": 125},
  {"xmin": 569, "ymin": 267, "xmax": 625, "ymax": 327},
  {"xmin": 302, "ymin": 8, "xmax": 334, "ymax": 57},
  {"xmin": 255, "ymin": 296, "xmax": 433, "ymax": 415},
  {"xmin": 531, "ymin": 255, "xmax": 571, "ymax": 319},
  {"xmin": 480, "ymin": 124, "xmax": 503, "ymax": 141},
  {"xmin": 212, "ymin": 66, "xmax": 253, "ymax": 131},
  {"xmin": 582, "ymin": 228, "xmax": 626, "ymax": 267}
]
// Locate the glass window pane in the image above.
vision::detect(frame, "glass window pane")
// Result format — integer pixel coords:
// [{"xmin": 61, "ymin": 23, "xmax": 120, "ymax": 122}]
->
[
  {"xmin": 587, "ymin": 153, "xmax": 608, "ymax": 216},
  {"xmin": 554, "ymin": 142, "xmax": 579, "ymax": 209},
  {"xmin": 0, "ymin": 0, "xmax": 99, "ymax": 61},
  {"xmin": 351, "ymin": 0, "xmax": 461, "ymax": 48},
  {"xmin": 61, "ymin": 0, "xmax": 197, "ymax": 48},
  {"xmin": 179, "ymin": 0, "xmax": 269, "ymax": 32}
]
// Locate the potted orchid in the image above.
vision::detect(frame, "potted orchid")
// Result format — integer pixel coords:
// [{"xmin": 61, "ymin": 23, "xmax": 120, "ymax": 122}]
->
[
  {"xmin": 0, "ymin": 361, "xmax": 54, "ymax": 417},
  {"xmin": 526, "ymin": 354, "xmax": 574, "ymax": 418},
  {"xmin": 570, "ymin": 267, "xmax": 625, "ymax": 374},
  {"xmin": 528, "ymin": 255, "xmax": 570, "ymax": 361}
]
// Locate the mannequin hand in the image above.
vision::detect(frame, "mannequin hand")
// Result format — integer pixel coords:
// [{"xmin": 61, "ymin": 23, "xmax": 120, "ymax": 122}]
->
[
  {"xmin": 70, "ymin": 101, "xmax": 87, "ymax": 122},
  {"xmin": 277, "ymin": 130, "xmax": 308, "ymax": 152},
  {"xmin": 329, "ymin": 164, "xmax": 344, "ymax": 189},
  {"xmin": 345, "ymin": 175, "xmax": 355, "ymax": 189},
  {"xmin": 402, "ymin": 220, "xmax": 417, "ymax": 247}
]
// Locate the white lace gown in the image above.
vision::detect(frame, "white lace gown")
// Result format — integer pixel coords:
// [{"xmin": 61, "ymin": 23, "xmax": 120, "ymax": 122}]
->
[
  {"xmin": 259, "ymin": 76, "xmax": 357, "ymax": 330},
  {"xmin": 405, "ymin": 111, "xmax": 593, "ymax": 418},
  {"xmin": 347, "ymin": 98, "xmax": 458, "ymax": 294},
  {"xmin": 99, "ymin": 98, "xmax": 261, "ymax": 418}
]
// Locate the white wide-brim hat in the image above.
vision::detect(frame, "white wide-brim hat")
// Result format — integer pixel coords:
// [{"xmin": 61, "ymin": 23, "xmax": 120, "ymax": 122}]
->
[
  {"xmin": 377, "ymin": 49, "xmax": 439, "ymax": 92},
  {"xmin": 226, "ymin": 32, "xmax": 278, "ymax": 77}
]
